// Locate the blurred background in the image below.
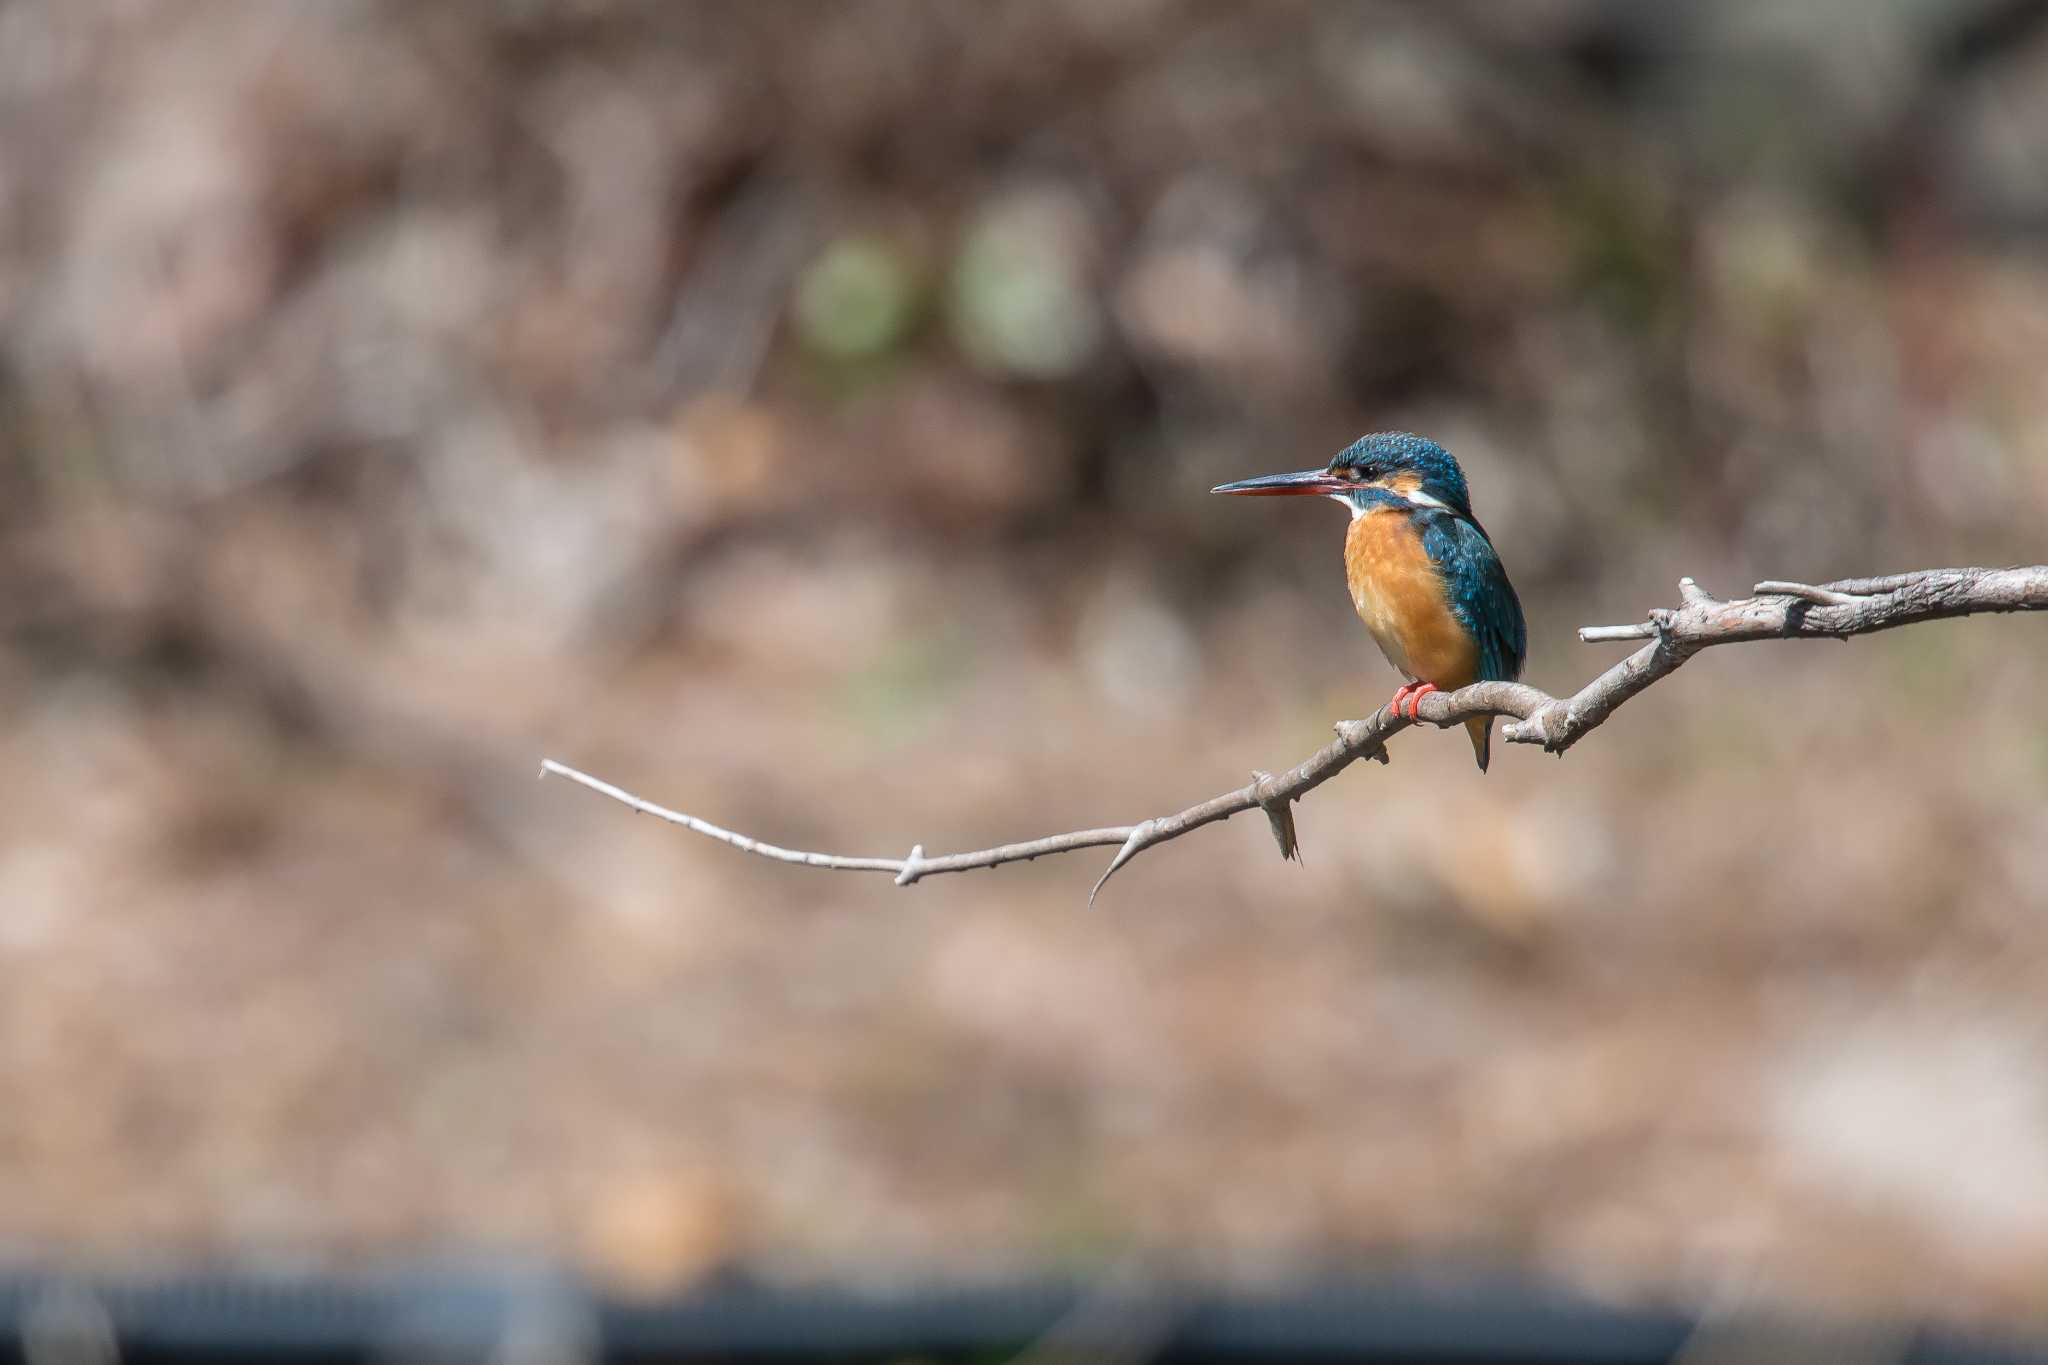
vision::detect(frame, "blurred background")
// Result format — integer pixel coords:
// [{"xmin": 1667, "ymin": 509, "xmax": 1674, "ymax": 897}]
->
[{"xmin": 4, "ymin": 0, "xmax": 2048, "ymax": 1347}]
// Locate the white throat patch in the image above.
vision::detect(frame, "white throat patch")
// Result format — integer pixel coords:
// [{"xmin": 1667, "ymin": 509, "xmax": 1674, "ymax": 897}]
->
[{"xmin": 1335, "ymin": 484, "xmax": 1449, "ymax": 517}]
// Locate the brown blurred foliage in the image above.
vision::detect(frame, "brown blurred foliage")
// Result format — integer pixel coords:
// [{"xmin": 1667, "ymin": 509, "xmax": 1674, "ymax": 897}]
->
[{"xmin": 4, "ymin": 0, "xmax": 2048, "ymax": 1330}]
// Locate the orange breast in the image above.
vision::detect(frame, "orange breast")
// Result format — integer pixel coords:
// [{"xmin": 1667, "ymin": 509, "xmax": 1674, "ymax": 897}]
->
[{"xmin": 1343, "ymin": 508, "xmax": 1479, "ymax": 688}]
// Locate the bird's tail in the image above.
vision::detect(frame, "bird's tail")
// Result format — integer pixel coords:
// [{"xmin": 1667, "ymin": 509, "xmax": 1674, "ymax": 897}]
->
[{"xmin": 1466, "ymin": 716, "xmax": 1493, "ymax": 773}]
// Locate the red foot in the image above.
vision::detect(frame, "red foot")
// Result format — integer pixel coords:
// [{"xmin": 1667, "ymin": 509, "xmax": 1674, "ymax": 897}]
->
[{"xmin": 1388, "ymin": 681, "xmax": 1441, "ymax": 721}]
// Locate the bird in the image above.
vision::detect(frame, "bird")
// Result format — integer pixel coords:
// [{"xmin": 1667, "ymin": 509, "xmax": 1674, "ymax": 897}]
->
[{"xmin": 1212, "ymin": 432, "xmax": 1527, "ymax": 771}]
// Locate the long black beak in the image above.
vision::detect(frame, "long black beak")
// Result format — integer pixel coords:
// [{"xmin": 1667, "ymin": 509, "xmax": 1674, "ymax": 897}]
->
[{"xmin": 1210, "ymin": 468, "xmax": 1346, "ymax": 496}]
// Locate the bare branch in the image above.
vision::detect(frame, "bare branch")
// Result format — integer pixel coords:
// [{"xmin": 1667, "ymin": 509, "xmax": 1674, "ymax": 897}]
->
[
  {"xmin": 1753, "ymin": 580, "xmax": 1864, "ymax": 607},
  {"xmin": 541, "ymin": 565, "xmax": 2048, "ymax": 899},
  {"xmin": 1821, "ymin": 569, "xmax": 1945, "ymax": 596}
]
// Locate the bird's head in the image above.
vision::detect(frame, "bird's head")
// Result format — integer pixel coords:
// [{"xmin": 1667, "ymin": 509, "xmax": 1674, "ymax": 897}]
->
[{"xmin": 1211, "ymin": 431, "xmax": 1473, "ymax": 518}]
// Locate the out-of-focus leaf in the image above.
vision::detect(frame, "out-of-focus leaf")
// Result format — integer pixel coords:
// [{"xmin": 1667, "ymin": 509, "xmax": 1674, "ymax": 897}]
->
[
  {"xmin": 794, "ymin": 236, "xmax": 921, "ymax": 361},
  {"xmin": 948, "ymin": 199, "xmax": 1101, "ymax": 379}
]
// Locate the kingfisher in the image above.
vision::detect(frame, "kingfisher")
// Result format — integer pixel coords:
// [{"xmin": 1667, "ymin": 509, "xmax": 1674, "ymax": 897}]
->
[{"xmin": 1213, "ymin": 432, "xmax": 1527, "ymax": 771}]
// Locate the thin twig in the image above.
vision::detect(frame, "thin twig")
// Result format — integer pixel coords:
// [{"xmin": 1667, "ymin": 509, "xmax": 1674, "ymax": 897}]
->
[
  {"xmin": 542, "ymin": 564, "xmax": 2048, "ymax": 901},
  {"xmin": 538, "ymin": 760, "xmax": 917, "ymax": 874}
]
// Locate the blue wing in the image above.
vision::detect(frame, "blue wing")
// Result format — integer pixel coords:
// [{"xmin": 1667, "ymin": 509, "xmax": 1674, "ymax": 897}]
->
[{"xmin": 1418, "ymin": 510, "xmax": 1526, "ymax": 683}]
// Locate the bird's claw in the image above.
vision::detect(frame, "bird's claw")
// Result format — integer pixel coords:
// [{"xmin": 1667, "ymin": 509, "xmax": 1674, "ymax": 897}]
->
[{"xmin": 1388, "ymin": 682, "xmax": 1441, "ymax": 721}]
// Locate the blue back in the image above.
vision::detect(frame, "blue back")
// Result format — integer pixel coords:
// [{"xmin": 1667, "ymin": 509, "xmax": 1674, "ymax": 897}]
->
[{"xmin": 1418, "ymin": 509, "xmax": 1525, "ymax": 682}]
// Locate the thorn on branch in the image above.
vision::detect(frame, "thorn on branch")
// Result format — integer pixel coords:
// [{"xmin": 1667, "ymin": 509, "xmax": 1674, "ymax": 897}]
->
[
  {"xmin": 1089, "ymin": 820, "xmax": 1157, "ymax": 907},
  {"xmin": 894, "ymin": 844, "xmax": 927, "ymax": 887},
  {"xmin": 1250, "ymin": 770, "xmax": 1300, "ymax": 863}
]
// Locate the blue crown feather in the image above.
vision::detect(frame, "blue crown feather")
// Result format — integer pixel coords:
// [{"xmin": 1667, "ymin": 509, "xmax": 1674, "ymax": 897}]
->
[{"xmin": 1331, "ymin": 432, "xmax": 1473, "ymax": 518}]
